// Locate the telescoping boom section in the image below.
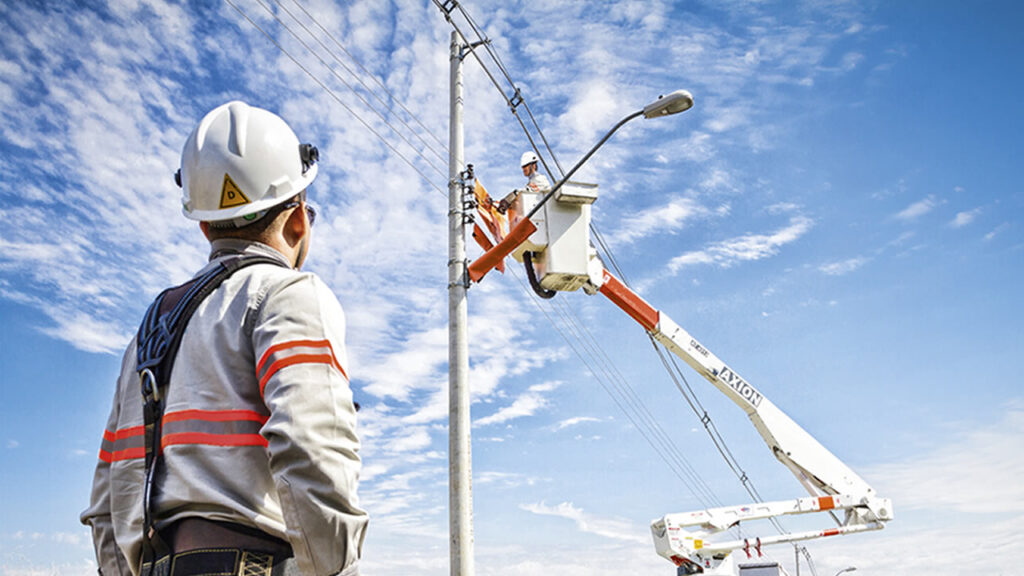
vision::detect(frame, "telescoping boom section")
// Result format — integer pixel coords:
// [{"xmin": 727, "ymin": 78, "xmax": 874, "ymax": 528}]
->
[
  {"xmin": 468, "ymin": 180, "xmax": 893, "ymax": 574},
  {"xmin": 600, "ymin": 271, "xmax": 893, "ymax": 573}
]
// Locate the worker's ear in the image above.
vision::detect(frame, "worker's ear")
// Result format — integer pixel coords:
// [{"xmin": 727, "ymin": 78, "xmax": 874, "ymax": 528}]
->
[
  {"xmin": 282, "ymin": 203, "xmax": 308, "ymax": 245},
  {"xmin": 200, "ymin": 221, "xmax": 213, "ymax": 241}
]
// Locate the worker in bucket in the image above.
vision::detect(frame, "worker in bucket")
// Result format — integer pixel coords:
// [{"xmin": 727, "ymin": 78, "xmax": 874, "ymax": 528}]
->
[
  {"xmin": 81, "ymin": 101, "xmax": 368, "ymax": 576},
  {"xmin": 498, "ymin": 150, "xmax": 551, "ymax": 225}
]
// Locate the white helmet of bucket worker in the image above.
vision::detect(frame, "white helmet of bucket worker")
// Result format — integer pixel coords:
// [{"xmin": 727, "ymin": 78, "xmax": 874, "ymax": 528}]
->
[
  {"xmin": 520, "ymin": 150, "xmax": 539, "ymax": 168},
  {"xmin": 177, "ymin": 101, "xmax": 319, "ymax": 225}
]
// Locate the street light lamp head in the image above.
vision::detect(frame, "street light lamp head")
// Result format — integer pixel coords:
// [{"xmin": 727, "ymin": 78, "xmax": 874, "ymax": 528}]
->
[{"xmin": 642, "ymin": 89, "xmax": 694, "ymax": 119}]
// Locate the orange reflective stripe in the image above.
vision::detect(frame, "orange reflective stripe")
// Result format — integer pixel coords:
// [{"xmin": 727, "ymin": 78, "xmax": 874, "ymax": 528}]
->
[
  {"xmin": 99, "ymin": 426, "xmax": 146, "ymax": 463},
  {"xmin": 101, "ymin": 446, "xmax": 145, "ymax": 462},
  {"xmin": 160, "ymin": 409, "xmax": 267, "ymax": 449},
  {"xmin": 105, "ymin": 425, "xmax": 144, "ymax": 441},
  {"xmin": 259, "ymin": 353, "xmax": 337, "ymax": 395},
  {"xmin": 258, "ymin": 334, "xmax": 350, "ymax": 383},
  {"xmin": 162, "ymin": 432, "xmax": 267, "ymax": 449},
  {"xmin": 256, "ymin": 339, "xmax": 350, "ymax": 397},
  {"xmin": 257, "ymin": 339, "xmax": 341, "ymax": 374},
  {"xmin": 163, "ymin": 409, "xmax": 267, "ymax": 424},
  {"xmin": 97, "ymin": 409, "xmax": 273, "ymax": 462}
]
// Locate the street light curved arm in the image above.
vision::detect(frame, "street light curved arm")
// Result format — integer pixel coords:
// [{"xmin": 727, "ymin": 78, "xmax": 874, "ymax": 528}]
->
[
  {"xmin": 524, "ymin": 89, "xmax": 694, "ymax": 220},
  {"xmin": 834, "ymin": 567, "xmax": 857, "ymax": 576}
]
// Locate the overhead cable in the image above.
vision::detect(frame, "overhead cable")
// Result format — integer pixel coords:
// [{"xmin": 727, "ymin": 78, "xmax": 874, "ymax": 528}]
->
[
  {"xmin": 278, "ymin": 0, "xmax": 450, "ymax": 164},
  {"xmin": 509, "ymin": 267, "xmax": 723, "ymax": 510},
  {"xmin": 225, "ymin": 0, "xmax": 447, "ymax": 197},
  {"xmin": 437, "ymin": 0, "xmax": 802, "ymax": 548},
  {"xmin": 251, "ymin": 0, "xmax": 448, "ymax": 181}
]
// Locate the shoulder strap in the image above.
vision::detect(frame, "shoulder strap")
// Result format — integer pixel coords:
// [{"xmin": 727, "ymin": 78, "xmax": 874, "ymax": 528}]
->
[{"xmin": 135, "ymin": 254, "xmax": 286, "ymax": 571}]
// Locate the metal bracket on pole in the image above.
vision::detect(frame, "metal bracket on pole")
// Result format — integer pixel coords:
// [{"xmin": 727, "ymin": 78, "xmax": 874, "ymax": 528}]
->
[
  {"xmin": 458, "ymin": 39, "xmax": 489, "ymax": 61},
  {"xmin": 448, "ymin": 259, "xmax": 471, "ymax": 289}
]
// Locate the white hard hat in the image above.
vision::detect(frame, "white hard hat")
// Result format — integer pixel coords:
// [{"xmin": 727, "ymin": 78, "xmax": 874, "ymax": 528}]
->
[
  {"xmin": 178, "ymin": 101, "xmax": 318, "ymax": 223},
  {"xmin": 520, "ymin": 151, "xmax": 539, "ymax": 168}
]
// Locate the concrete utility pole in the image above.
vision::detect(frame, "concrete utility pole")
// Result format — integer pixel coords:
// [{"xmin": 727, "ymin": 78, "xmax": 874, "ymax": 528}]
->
[{"xmin": 447, "ymin": 30, "xmax": 475, "ymax": 576}]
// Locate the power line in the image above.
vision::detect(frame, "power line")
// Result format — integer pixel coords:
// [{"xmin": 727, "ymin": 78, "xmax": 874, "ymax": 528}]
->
[
  {"xmin": 553, "ymin": 295, "xmax": 725, "ymax": 508},
  {"xmin": 435, "ymin": 0, "xmax": 739, "ymax": 491},
  {"xmin": 251, "ymin": 0, "xmax": 448, "ymax": 181},
  {"xmin": 233, "ymin": 0, "xmax": 810, "ymax": 561},
  {"xmin": 508, "ymin": 267, "xmax": 723, "ymax": 510},
  {"xmin": 437, "ymin": 0, "xmax": 809, "ymax": 554},
  {"xmin": 277, "ymin": 0, "xmax": 450, "ymax": 164},
  {"xmin": 225, "ymin": 0, "xmax": 448, "ymax": 197}
]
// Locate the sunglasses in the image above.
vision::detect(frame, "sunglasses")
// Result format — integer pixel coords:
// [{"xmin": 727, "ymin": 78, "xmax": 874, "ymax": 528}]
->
[{"xmin": 280, "ymin": 200, "xmax": 317, "ymax": 227}]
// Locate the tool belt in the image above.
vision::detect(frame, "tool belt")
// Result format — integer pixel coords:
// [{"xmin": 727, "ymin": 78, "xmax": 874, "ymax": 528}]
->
[{"xmin": 142, "ymin": 518, "xmax": 294, "ymax": 576}]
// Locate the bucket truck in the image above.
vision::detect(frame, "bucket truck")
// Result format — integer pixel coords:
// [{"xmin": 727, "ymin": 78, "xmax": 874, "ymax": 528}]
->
[{"xmin": 467, "ymin": 178, "xmax": 893, "ymax": 575}]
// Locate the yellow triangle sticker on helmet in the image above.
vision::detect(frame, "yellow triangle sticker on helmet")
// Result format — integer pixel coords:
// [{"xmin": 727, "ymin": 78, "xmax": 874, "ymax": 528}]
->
[{"xmin": 219, "ymin": 173, "xmax": 251, "ymax": 208}]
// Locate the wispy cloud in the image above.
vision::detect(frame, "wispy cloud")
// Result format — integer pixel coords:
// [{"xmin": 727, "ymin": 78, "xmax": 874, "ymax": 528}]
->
[
  {"xmin": 871, "ymin": 407, "xmax": 1024, "ymax": 514},
  {"xmin": 813, "ymin": 406, "xmax": 1024, "ymax": 575},
  {"xmin": 668, "ymin": 215, "xmax": 814, "ymax": 273},
  {"xmin": 985, "ymin": 223, "xmax": 1010, "ymax": 241},
  {"xmin": 894, "ymin": 195, "xmax": 942, "ymax": 221},
  {"xmin": 520, "ymin": 501, "xmax": 648, "ymax": 544},
  {"xmin": 556, "ymin": 416, "xmax": 602, "ymax": 431},
  {"xmin": 609, "ymin": 196, "xmax": 726, "ymax": 246},
  {"xmin": 475, "ymin": 381, "xmax": 562, "ymax": 427},
  {"xmin": 819, "ymin": 256, "xmax": 869, "ymax": 276},
  {"xmin": 949, "ymin": 207, "xmax": 982, "ymax": 228}
]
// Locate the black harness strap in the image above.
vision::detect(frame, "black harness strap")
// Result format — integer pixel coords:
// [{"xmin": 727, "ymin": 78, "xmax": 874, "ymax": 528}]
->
[{"xmin": 135, "ymin": 255, "xmax": 286, "ymax": 572}]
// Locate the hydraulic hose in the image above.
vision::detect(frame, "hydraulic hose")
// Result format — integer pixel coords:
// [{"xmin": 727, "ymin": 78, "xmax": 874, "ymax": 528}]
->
[{"xmin": 524, "ymin": 252, "xmax": 556, "ymax": 299}]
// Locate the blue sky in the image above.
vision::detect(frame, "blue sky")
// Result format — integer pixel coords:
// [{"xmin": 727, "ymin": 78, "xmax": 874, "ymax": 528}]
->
[{"xmin": 1, "ymin": 1, "xmax": 1022, "ymax": 575}]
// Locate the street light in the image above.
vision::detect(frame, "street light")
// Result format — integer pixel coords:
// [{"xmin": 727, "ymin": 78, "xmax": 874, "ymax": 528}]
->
[
  {"xmin": 834, "ymin": 567, "xmax": 857, "ymax": 576},
  {"xmin": 642, "ymin": 89, "xmax": 695, "ymax": 118},
  {"xmin": 468, "ymin": 89, "xmax": 695, "ymax": 282}
]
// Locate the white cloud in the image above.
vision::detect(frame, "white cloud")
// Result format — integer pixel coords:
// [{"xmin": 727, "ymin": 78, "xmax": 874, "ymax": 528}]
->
[
  {"xmin": 819, "ymin": 256, "xmax": 869, "ymax": 276},
  {"xmin": 894, "ymin": 195, "xmax": 941, "ymax": 221},
  {"xmin": 556, "ymin": 416, "xmax": 602, "ymax": 430},
  {"xmin": 949, "ymin": 207, "xmax": 981, "ymax": 228},
  {"xmin": 840, "ymin": 51, "xmax": 864, "ymax": 71},
  {"xmin": 668, "ymin": 215, "xmax": 814, "ymax": 273},
  {"xmin": 521, "ymin": 501, "xmax": 648, "ymax": 544},
  {"xmin": 609, "ymin": 196, "xmax": 722, "ymax": 245},
  {"xmin": 475, "ymin": 471, "xmax": 540, "ymax": 489},
  {"xmin": 871, "ymin": 407, "xmax": 1024, "ymax": 514},
  {"xmin": 985, "ymin": 223, "xmax": 1009, "ymax": 241},
  {"xmin": 474, "ymin": 381, "xmax": 562, "ymax": 427},
  {"xmin": 0, "ymin": 560, "xmax": 97, "ymax": 576},
  {"xmin": 387, "ymin": 426, "xmax": 433, "ymax": 453},
  {"xmin": 811, "ymin": 406, "xmax": 1024, "ymax": 575}
]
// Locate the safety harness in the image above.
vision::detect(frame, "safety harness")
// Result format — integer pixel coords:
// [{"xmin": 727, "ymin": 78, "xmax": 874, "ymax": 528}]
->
[{"xmin": 134, "ymin": 254, "xmax": 286, "ymax": 572}]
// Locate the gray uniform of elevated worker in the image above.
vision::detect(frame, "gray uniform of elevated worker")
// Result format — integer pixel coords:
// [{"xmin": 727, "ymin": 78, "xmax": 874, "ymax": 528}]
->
[
  {"xmin": 499, "ymin": 151, "xmax": 551, "ymax": 232},
  {"xmin": 81, "ymin": 101, "xmax": 368, "ymax": 576}
]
